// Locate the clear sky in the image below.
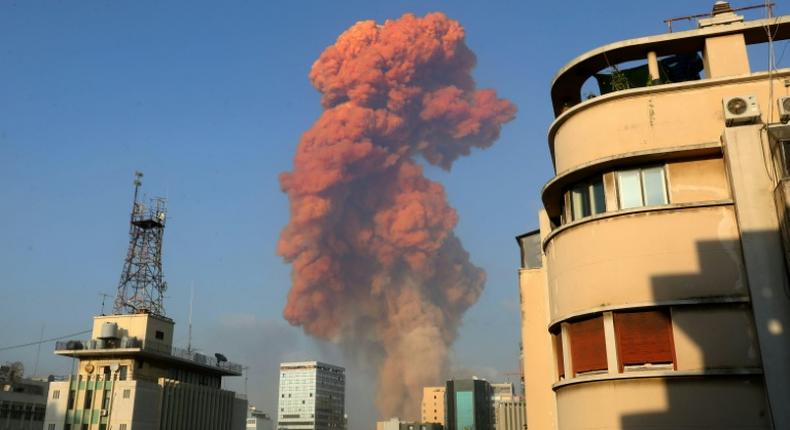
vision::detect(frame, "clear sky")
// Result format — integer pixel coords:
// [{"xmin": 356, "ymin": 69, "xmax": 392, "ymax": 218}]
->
[{"xmin": 1, "ymin": 1, "xmax": 788, "ymax": 428}]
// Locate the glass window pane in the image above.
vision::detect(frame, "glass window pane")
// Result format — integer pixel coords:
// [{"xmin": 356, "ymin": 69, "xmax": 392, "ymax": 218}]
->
[
  {"xmin": 618, "ymin": 170, "xmax": 643, "ymax": 209},
  {"xmin": 571, "ymin": 185, "xmax": 590, "ymax": 220},
  {"xmin": 642, "ymin": 166, "xmax": 667, "ymax": 206},
  {"xmin": 590, "ymin": 178, "xmax": 605, "ymax": 214}
]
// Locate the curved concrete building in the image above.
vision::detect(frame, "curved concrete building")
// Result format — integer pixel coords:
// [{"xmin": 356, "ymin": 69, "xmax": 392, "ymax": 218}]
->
[{"xmin": 518, "ymin": 3, "xmax": 790, "ymax": 429}]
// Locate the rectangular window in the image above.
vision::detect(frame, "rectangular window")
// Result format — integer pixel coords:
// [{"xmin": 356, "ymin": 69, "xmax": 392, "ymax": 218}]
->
[
  {"xmin": 570, "ymin": 176, "xmax": 606, "ymax": 221},
  {"xmin": 155, "ymin": 330, "xmax": 164, "ymax": 340},
  {"xmin": 53, "ymin": 390, "xmax": 60, "ymax": 399},
  {"xmin": 118, "ymin": 365, "xmax": 127, "ymax": 381},
  {"xmin": 123, "ymin": 389, "xmax": 131, "ymax": 399},
  {"xmin": 67, "ymin": 390, "xmax": 76, "ymax": 409},
  {"xmin": 102, "ymin": 389, "xmax": 111, "ymax": 409},
  {"xmin": 48, "ymin": 425, "xmax": 55, "ymax": 430},
  {"xmin": 568, "ymin": 315, "xmax": 608, "ymax": 375},
  {"xmin": 120, "ymin": 425, "xmax": 127, "ymax": 430},
  {"xmin": 617, "ymin": 166, "xmax": 668, "ymax": 209},
  {"xmin": 84, "ymin": 390, "xmax": 93, "ymax": 409},
  {"xmin": 614, "ymin": 309, "xmax": 675, "ymax": 371}
]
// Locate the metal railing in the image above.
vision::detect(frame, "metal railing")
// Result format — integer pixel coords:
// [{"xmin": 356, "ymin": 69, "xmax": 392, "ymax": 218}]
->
[{"xmin": 54, "ymin": 339, "xmax": 242, "ymax": 374}]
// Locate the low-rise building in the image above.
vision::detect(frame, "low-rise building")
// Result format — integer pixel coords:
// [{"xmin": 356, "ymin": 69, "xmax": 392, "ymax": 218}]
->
[
  {"xmin": 43, "ymin": 312, "xmax": 247, "ymax": 430},
  {"xmin": 0, "ymin": 364, "xmax": 48, "ymax": 430},
  {"xmin": 247, "ymin": 406, "xmax": 273, "ymax": 430}
]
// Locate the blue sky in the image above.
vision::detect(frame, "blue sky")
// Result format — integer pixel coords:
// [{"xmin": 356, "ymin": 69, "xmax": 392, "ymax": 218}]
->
[{"xmin": 1, "ymin": 0, "xmax": 788, "ymax": 427}]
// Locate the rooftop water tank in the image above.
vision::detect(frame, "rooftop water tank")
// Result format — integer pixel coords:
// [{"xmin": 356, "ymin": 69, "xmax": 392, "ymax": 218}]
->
[{"xmin": 99, "ymin": 322, "xmax": 119, "ymax": 340}]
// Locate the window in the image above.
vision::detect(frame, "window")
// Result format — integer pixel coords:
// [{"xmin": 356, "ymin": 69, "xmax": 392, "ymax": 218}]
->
[
  {"xmin": 155, "ymin": 330, "xmax": 164, "ymax": 340},
  {"xmin": 617, "ymin": 166, "xmax": 668, "ymax": 209},
  {"xmin": 67, "ymin": 390, "xmax": 76, "ymax": 409},
  {"xmin": 120, "ymin": 425, "xmax": 127, "ymax": 430},
  {"xmin": 102, "ymin": 389, "xmax": 111, "ymax": 409},
  {"xmin": 84, "ymin": 390, "xmax": 93, "ymax": 409},
  {"xmin": 614, "ymin": 309, "xmax": 675, "ymax": 371},
  {"xmin": 48, "ymin": 425, "xmax": 55, "ymax": 430},
  {"xmin": 568, "ymin": 315, "xmax": 608, "ymax": 375},
  {"xmin": 123, "ymin": 389, "xmax": 131, "ymax": 399},
  {"xmin": 570, "ymin": 176, "xmax": 606, "ymax": 220},
  {"xmin": 52, "ymin": 390, "xmax": 60, "ymax": 399},
  {"xmin": 118, "ymin": 365, "xmax": 127, "ymax": 381}
]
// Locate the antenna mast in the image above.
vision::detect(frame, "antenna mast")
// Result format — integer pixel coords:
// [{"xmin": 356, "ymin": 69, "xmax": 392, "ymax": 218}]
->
[{"xmin": 113, "ymin": 171, "xmax": 169, "ymax": 316}]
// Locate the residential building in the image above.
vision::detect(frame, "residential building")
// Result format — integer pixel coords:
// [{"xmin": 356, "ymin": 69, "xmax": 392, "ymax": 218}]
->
[
  {"xmin": 0, "ymin": 363, "xmax": 48, "ymax": 430},
  {"xmin": 517, "ymin": 2, "xmax": 790, "ymax": 429},
  {"xmin": 277, "ymin": 361, "xmax": 345, "ymax": 430},
  {"xmin": 420, "ymin": 386, "xmax": 445, "ymax": 425},
  {"xmin": 444, "ymin": 379, "xmax": 492, "ymax": 430},
  {"xmin": 247, "ymin": 406, "xmax": 274, "ymax": 430}
]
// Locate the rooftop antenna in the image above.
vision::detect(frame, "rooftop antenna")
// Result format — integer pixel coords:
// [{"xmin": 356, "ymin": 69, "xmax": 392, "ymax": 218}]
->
[
  {"xmin": 113, "ymin": 171, "xmax": 169, "ymax": 316},
  {"xmin": 662, "ymin": 2, "xmax": 774, "ymax": 32},
  {"xmin": 187, "ymin": 282, "xmax": 194, "ymax": 354},
  {"xmin": 33, "ymin": 324, "xmax": 44, "ymax": 376},
  {"xmin": 98, "ymin": 293, "xmax": 112, "ymax": 315}
]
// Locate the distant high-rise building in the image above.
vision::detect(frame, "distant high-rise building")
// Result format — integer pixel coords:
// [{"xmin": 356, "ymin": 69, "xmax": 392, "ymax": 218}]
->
[
  {"xmin": 444, "ymin": 379, "xmax": 492, "ymax": 430},
  {"xmin": 489, "ymin": 383, "xmax": 521, "ymax": 430},
  {"xmin": 277, "ymin": 361, "xmax": 345, "ymax": 430},
  {"xmin": 492, "ymin": 396, "xmax": 525, "ymax": 430},
  {"xmin": 420, "ymin": 386, "xmax": 445, "ymax": 425}
]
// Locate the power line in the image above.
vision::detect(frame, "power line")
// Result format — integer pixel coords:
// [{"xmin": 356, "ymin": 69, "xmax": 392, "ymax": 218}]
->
[{"xmin": 0, "ymin": 330, "xmax": 91, "ymax": 353}]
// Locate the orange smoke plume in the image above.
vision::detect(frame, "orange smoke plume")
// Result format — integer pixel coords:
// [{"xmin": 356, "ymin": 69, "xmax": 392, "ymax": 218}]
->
[{"xmin": 278, "ymin": 12, "xmax": 516, "ymax": 418}]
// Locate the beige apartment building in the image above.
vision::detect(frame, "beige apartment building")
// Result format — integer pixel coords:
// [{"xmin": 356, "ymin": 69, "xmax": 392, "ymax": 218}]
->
[
  {"xmin": 420, "ymin": 386, "xmax": 445, "ymax": 426},
  {"xmin": 43, "ymin": 312, "xmax": 247, "ymax": 430},
  {"xmin": 518, "ymin": 2, "xmax": 790, "ymax": 430}
]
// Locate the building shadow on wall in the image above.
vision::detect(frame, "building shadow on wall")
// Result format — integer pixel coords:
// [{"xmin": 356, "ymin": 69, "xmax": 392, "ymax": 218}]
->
[{"xmin": 619, "ymin": 231, "xmax": 788, "ymax": 429}]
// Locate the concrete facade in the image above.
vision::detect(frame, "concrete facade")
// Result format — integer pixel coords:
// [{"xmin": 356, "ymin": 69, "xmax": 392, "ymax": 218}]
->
[
  {"xmin": 43, "ymin": 313, "xmax": 246, "ymax": 430},
  {"xmin": 247, "ymin": 406, "xmax": 274, "ymax": 430},
  {"xmin": 0, "ymin": 376, "xmax": 48, "ymax": 430},
  {"xmin": 276, "ymin": 361, "xmax": 345, "ymax": 430},
  {"xmin": 518, "ymin": 3, "xmax": 790, "ymax": 430},
  {"xmin": 492, "ymin": 396, "xmax": 524, "ymax": 430},
  {"xmin": 420, "ymin": 386, "xmax": 445, "ymax": 426}
]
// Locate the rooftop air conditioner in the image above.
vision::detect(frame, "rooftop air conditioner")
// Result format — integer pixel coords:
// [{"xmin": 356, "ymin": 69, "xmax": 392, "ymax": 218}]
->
[
  {"xmin": 779, "ymin": 97, "xmax": 790, "ymax": 123},
  {"xmin": 723, "ymin": 95, "xmax": 760, "ymax": 126}
]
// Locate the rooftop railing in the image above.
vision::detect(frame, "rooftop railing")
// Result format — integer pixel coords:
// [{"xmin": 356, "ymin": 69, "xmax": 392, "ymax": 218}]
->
[{"xmin": 54, "ymin": 339, "xmax": 242, "ymax": 374}]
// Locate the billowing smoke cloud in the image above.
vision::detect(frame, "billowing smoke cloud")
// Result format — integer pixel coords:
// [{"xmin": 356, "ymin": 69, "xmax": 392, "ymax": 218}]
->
[{"xmin": 278, "ymin": 12, "xmax": 516, "ymax": 419}]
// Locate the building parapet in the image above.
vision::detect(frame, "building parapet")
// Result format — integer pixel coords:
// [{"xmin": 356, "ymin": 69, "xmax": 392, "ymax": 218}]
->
[{"xmin": 54, "ymin": 339, "xmax": 243, "ymax": 375}]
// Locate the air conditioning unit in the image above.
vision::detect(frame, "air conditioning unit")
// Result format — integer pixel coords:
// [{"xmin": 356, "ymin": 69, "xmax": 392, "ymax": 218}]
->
[
  {"xmin": 779, "ymin": 97, "xmax": 790, "ymax": 123},
  {"xmin": 723, "ymin": 95, "xmax": 760, "ymax": 126}
]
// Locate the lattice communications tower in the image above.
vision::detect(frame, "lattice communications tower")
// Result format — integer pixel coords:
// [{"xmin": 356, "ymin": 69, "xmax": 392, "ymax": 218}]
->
[{"xmin": 113, "ymin": 171, "xmax": 168, "ymax": 316}]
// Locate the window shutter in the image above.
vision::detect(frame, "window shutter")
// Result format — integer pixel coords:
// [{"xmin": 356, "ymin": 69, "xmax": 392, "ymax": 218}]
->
[
  {"xmin": 569, "ymin": 316, "xmax": 607, "ymax": 375},
  {"xmin": 614, "ymin": 309, "xmax": 674, "ymax": 370}
]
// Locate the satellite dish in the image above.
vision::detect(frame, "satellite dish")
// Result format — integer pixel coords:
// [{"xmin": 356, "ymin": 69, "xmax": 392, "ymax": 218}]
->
[{"xmin": 215, "ymin": 353, "xmax": 228, "ymax": 363}]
